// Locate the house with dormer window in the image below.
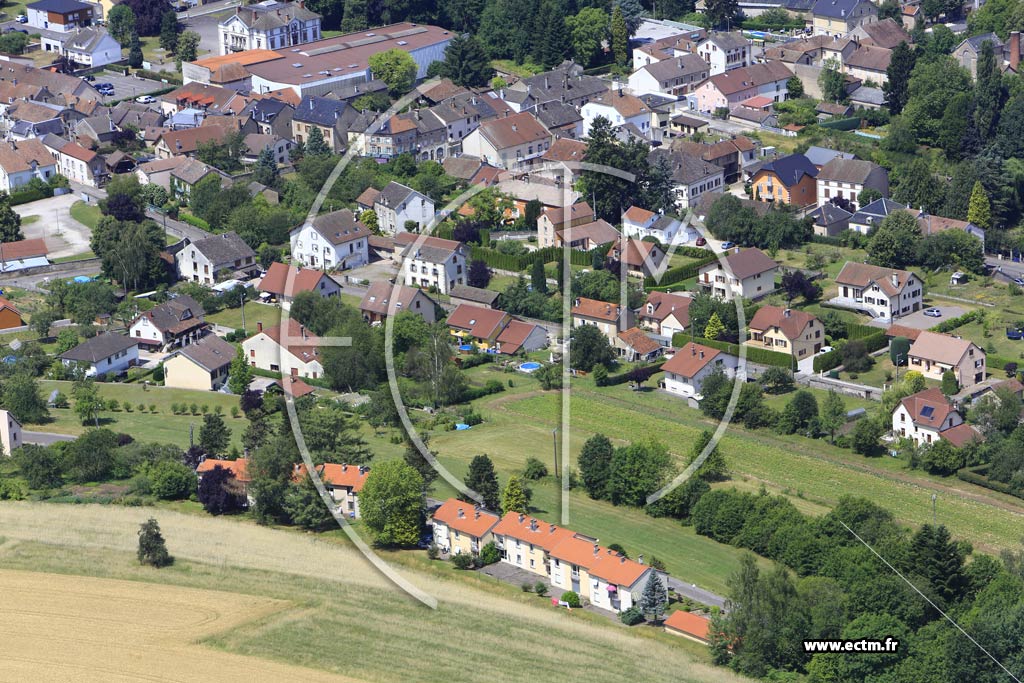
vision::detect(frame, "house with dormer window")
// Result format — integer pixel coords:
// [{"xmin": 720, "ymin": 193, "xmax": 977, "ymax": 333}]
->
[{"xmin": 289, "ymin": 208, "xmax": 371, "ymax": 271}]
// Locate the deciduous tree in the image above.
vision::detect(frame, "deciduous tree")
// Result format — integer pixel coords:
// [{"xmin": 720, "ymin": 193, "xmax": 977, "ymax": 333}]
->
[
  {"xmin": 579, "ymin": 433, "xmax": 613, "ymax": 499},
  {"xmin": 137, "ymin": 518, "xmax": 173, "ymax": 567},
  {"xmin": 360, "ymin": 459, "xmax": 424, "ymax": 546},
  {"xmin": 369, "ymin": 49, "xmax": 418, "ymax": 96}
]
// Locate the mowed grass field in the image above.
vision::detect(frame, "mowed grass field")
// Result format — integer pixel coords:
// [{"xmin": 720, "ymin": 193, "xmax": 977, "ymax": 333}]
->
[
  {"xmin": 427, "ymin": 366, "xmax": 1024, "ymax": 559},
  {"xmin": 0, "ymin": 503, "xmax": 746, "ymax": 683},
  {"xmin": 36, "ymin": 380, "xmax": 250, "ymax": 449}
]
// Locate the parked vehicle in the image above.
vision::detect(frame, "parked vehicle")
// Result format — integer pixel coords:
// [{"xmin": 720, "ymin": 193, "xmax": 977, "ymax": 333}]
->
[
  {"xmin": 135, "ymin": 95, "xmax": 155, "ymax": 104},
  {"xmin": 720, "ymin": 241, "xmax": 736, "ymax": 250},
  {"xmin": 923, "ymin": 307, "xmax": 942, "ymax": 317},
  {"xmin": 695, "ymin": 236, "xmax": 707, "ymax": 246},
  {"xmin": 16, "ymin": 14, "xmax": 27, "ymax": 22}
]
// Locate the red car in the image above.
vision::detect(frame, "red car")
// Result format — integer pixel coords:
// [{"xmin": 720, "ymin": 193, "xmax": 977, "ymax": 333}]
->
[{"xmin": 695, "ymin": 236, "xmax": 707, "ymax": 246}]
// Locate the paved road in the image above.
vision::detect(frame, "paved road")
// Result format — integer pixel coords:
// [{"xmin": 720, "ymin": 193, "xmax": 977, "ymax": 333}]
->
[
  {"xmin": 0, "ymin": 260, "xmax": 101, "ymax": 292},
  {"xmin": 23, "ymin": 431, "xmax": 76, "ymax": 446},
  {"xmin": 666, "ymin": 576, "xmax": 726, "ymax": 610},
  {"xmin": 16, "ymin": 193, "xmax": 92, "ymax": 259},
  {"xmin": 987, "ymin": 255, "xmax": 1024, "ymax": 282}
]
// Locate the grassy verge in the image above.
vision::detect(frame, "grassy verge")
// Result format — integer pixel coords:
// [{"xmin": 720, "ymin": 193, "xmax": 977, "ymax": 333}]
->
[
  {"xmin": 207, "ymin": 302, "xmax": 281, "ymax": 332},
  {"xmin": 52, "ymin": 251, "xmax": 96, "ymax": 263},
  {"xmin": 69, "ymin": 201, "xmax": 101, "ymax": 230}
]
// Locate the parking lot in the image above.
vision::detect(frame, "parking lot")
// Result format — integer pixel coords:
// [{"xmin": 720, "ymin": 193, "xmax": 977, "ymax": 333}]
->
[
  {"xmin": 89, "ymin": 73, "xmax": 170, "ymax": 103},
  {"xmin": 894, "ymin": 305, "xmax": 968, "ymax": 331}
]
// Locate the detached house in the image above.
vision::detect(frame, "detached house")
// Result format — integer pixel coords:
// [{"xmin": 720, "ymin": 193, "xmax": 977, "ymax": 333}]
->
[
  {"xmin": 197, "ymin": 458, "xmax": 251, "ymax": 505},
  {"xmin": 581, "ymin": 88, "xmax": 656, "ymax": 142},
  {"xmin": 538, "ymin": 201, "xmax": 595, "ymax": 249},
  {"xmin": 694, "ymin": 60, "xmax": 793, "ymax": 113},
  {"xmin": 294, "ymin": 463, "xmax": 369, "ymax": 518},
  {"xmin": 218, "ymin": 0, "xmax": 321, "ymax": 55},
  {"xmin": 373, "ymin": 181, "xmax": 435, "ymax": 234},
  {"xmin": 606, "ymin": 238, "xmax": 666, "ymax": 279},
  {"xmin": 163, "ymin": 334, "xmax": 236, "ymax": 392},
  {"xmin": 892, "ymin": 388, "xmax": 981, "ymax": 448},
  {"xmin": 447, "ymin": 305, "xmax": 511, "ymax": 350},
  {"xmin": 747, "ymin": 305, "xmax": 824, "ymax": 359},
  {"xmin": 622, "ymin": 206, "xmax": 684, "ymax": 244},
  {"xmin": 908, "ymin": 331, "xmax": 986, "ymax": 388},
  {"xmin": 243, "ymin": 319, "xmax": 322, "ymax": 378},
  {"xmin": 751, "ymin": 153, "xmax": 818, "ymax": 206},
  {"xmin": 816, "ymin": 157, "xmax": 889, "ymax": 211},
  {"xmin": 396, "ymin": 234, "xmax": 468, "ymax": 294},
  {"xmin": 638, "ymin": 291, "xmax": 691, "ymax": 339},
  {"xmin": 0, "ymin": 139, "xmax": 57, "ymax": 193},
  {"xmin": 696, "ymin": 32, "xmax": 752, "ymax": 75},
  {"xmin": 571, "ymin": 297, "xmax": 634, "ymax": 343},
  {"xmin": 698, "ymin": 247, "xmax": 778, "ymax": 301},
  {"xmin": 431, "ymin": 497, "xmax": 501, "ymax": 556},
  {"xmin": 173, "ymin": 232, "xmax": 258, "ymax": 286},
  {"xmin": 257, "ymin": 262, "xmax": 341, "ymax": 303},
  {"xmin": 628, "ymin": 54, "xmax": 709, "ymax": 97},
  {"xmin": 59, "ymin": 333, "xmax": 138, "ymax": 378},
  {"xmin": 128, "ymin": 294, "xmax": 208, "ymax": 351},
  {"xmin": 648, "ymin": 148, "xmax": 725, "ymax": 210},
  {"xmin": 461, "ymin": 111, "xmax": 553, "ymax": 170},
  {"xmin": 359, "ymin": 281, "xmax": 437, "ymax": 324},
  {"xmin": 661, "ymin": 342, "xmax": 738, "ymax": 399},
  {"xmin": 849, "ymin": 197, "xmax": 907, "ymax": 234},
  {"xmin": 833, "ymin": 262, "xmax": 923, "ymax": 321},
  {"xmin": 289, "ymin": 209, "xmax": 371, "ymax": 271}
]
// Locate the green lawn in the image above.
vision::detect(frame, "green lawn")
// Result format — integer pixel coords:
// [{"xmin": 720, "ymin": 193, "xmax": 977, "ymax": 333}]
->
[
  {"xmin": 492, "ymin": 59, "xmax": 543, "ymax": 78},
  {"xmin": 52, "ymin": 251, "xmax": 96, "ymax": 263},
  {"xmin": 207, "ymin": 302, "xmax": 280, "ymax": 333},
  {"xmin": 36, "ymin": 380, "xmax": 250, "ymax": 449},
  {"xmin": 923, "ymin": 270, "xmax": 1018, "ymax": 307},
  {"xmin": 21, "ymin": 215, "xmax": 38, "ymax": 226},
  {"xmin": 761, "ymin": 385, "xmax": 876, "ymax": 412},
  {"xmin": 69, "ymin": 201, "xmax": 101, "ymax": 230},
  {"xmin": 425, "ymin": 367, "xmax": 1024, "ymax": 560}
]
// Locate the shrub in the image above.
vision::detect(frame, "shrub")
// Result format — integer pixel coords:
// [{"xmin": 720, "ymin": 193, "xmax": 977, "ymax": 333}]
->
[
  {"xmin": 523, "ymin": 457, "xmax": 548, "ymax": 480},
  {"xmin": 593, "ymin": 364, "xmax": 609, "ymax": 386},
  {"xmin": 427, "ymin": 543, "xmax": 439, "ymax": 560},
  {"xmin": 137, "ymin": 518, "xmax": 173, "ymax": 568},
  {"xmin": 148, "ymin": 460, "xmax": 195, "ymax": 500},
  {"xmin": 521, "ymin": 581, "xmax": 534, "ymax": 592},
  {"xmin": 478, "ymin": 541, "xmax": 501, "ymax": 565},
  {"xmin": 451, "ymin": 552, "xmax": 474, "ymax": 569},
  {"xmin": 52, "ymin": 391, "xmax": 69, "ymax": 408},
  {"xmin": 148, "ymin": 404, "xmax": 156, "ymax": 414},
  {"xmin": 231, "ymin": 406, "xmax": 240, "ymax": 418},
  {"xmin": 534, "ymin": 581, "xmax": 548, "ymax": 596},
  {"xmin": 620, "ymin": 606, "xmax": 645, "ymax": 625},
  {"xmin": 137, "ymin": 403, "xmax": 145, "ymax": 413},
  {"xmin": 462, "ymin": 410, "xmax": 484, "ymax": 426},
  {"xmin": 561, "ymin": 591, "xmax": 581, "ymax": 608}
]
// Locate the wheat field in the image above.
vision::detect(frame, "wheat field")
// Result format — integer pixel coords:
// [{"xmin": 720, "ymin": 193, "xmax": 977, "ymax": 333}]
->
[{"xmin": 0, "ymin": 503, "xmax": 749, "ymax": 683}]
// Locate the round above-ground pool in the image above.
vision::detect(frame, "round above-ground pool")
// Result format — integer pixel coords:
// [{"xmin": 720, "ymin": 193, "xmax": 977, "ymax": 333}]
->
[
  {"xmin": 459, "ymin": 344, "xmax": 473, "ymax": 351},
  {"xmin": 519, "ymin": 362, "xmax": 541, "ymax": 373}
]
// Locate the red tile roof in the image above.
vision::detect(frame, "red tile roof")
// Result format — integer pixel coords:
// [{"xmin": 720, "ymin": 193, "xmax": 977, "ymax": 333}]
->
[
  {"xmin": 571, "ymin": 296, "xmax": 622, "ymax": 322},
  {"xmin": 662, "ymin": 342, "xmax": 722, "ymax": 378},
  {"xmin": 0, "ymin": 238, "xmax": 48, "ymax": 261},
  {"xmin": 496, "ymin": 319, "xmax": 541, "ymax": 354},
  {"xmin": 641, "ymin": 291, "xmax": 691, "ymax": 326},
  {"xmin": 617, "ymin": 327, "xmax": 661, "ymax": 355},
  {"xmin": 623, "ymin": 205, "xmax": 656, "ymax": 224},
  {"xmin": 257, "ymin": 262, "xmax": 331, "ymax": 297},
  {"xmin": 492, "ymin": 511, "xmax": 574, "ymax": 551},
  {"xmin": 197, "ymin": 457, "xmax": 250, "ymax": 482},
  {"xmin": 251, "ymin": 318, "xmax": 320, "ymax": 363},
  {"xmin": 294, "ymin": 462, "xmax": 370, "ymax": 491},
  {"xmin": 885, "ymin": 324, "xmax": 921, "ymax": 341},
  {"xmin": 548, "ymin": 533, "xmax": 650, "ymax": 587},
  {"xmin": 447, "ymin": 304, "xmax": 509, "ymax": 340},
  {"xmin": 665, "ymin": 610, "xmax": 711, "ymax": 641},
  {"xmin": 431, "ymin": 497, "xmax": 501, "ymax": 538},
  {"xmin": 900, "ymin": 388, "xmax": 956, "ymax": 430},
  {"xmin": 747, "ymin": 305, "xmax": 818, "ymax": 341}
]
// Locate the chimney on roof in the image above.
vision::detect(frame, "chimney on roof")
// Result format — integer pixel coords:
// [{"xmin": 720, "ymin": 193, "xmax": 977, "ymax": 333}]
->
[
  {"xmin": 257, "ymin": 321, "xmax": 263, "ymax": 332},
  {"xmin": 734, "ymin": 246, "xmax": 739, "ymax": 254},
  {"xmin": 301, "ymin": 325, "xmax": 307, "ymax": 339},
  {"xmin": 475, "ymin": 510, "xmax": 480, "ymax": 519},
  {"xmin": 620, "ymin": 555, "xmax": 625, "ymax": 563},
  {"xmin": 518, "ymin": 512, "xmax": 525, "ymax": 523},
  {"xmin": 342, "ymin": 464, "xmax": 348, "ymax": 472},
  {"xmin": 891, "ymin": 272, "xmax": 899, "ymax": 287},
  {"xmin": 544, "ymin": 75, "xmax": 549, "ymax": 89},
  {"xmin": 784, "ymin": 308, "xmax": 791, "ymax": 317},
  {"xmin": 593, "ymin": 543, "xmax": 600, "ymax": 556},
  {"xmin": 457, "ymin": 507, "xmax": 465, "ymax": 518},
  {"xmin": 549, "ymin": 524, "xmax": 555, "ymax": 533},
  {"xmin": 530, "ymin": 519, "xmax": 538, "ymax": 531},
  {"xmin": 638, "ymin": 554, "xmax": 644, "ymax": 565},
  {"xmin": 700, "ymin": 350, "xmax": 705, "ymax": 359}
]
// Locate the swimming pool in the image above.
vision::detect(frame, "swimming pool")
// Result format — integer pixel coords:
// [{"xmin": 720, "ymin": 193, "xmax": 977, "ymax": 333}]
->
[
  {"xmin": 519, "ymin": 362, "xmax": 541, "ymax": 373},
  {"xmin": 459, "ymin": 344, "xmax": 473, "ymax": 351}
]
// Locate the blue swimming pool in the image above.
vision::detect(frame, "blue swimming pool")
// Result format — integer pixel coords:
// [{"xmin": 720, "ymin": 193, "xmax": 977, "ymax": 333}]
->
[
  {"xmin": 455, "ymin": 423, "xmax": 471, "ymax": 430},
  {"xmin": 519, "ymin": 362, "xmax": 541, "ymax": 373},
  {"xmin": 459, "ymin": 344, "xmax": 473, "ymax": 351}
]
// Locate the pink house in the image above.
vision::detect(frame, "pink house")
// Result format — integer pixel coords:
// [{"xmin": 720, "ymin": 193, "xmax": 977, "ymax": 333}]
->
[{"xmin": 694, "ymin": 61, "xmax": 793, "ymax": 113}]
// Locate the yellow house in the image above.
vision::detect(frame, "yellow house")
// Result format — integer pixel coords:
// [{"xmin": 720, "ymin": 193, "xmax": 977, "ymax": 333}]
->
[
  {"xmin": 447, "ymin": 304, "xmax": 510, "ymax": 351},
  {"xmin": 812, "ymin": 0, "xmax": 878, "ymax": 36},
  {"xmin": 162, "ymin": 335, "xmax": 236, "ymax": 392},
  {"xmin": 908, "ymin": 330, "xmax": 986, "ymax": 388},
  {"xmin": 492, "ymin": 511, "xmax": 574, "ymax": 577},
  {"xmin": 746, "ymin": 305, "xmax": 823, "ymax": 360},
  {"xmin": 430, "ymin": 498, "xmax": 500, "ymax": 556}
]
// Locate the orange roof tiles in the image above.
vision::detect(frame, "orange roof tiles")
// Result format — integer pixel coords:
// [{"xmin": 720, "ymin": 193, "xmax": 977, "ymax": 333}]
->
[
  {"xmin": 665, "ymin": 610, "xmax": 711, "ymax": 641},
  {"xmin": 431, "ymin": 497, "xmax": 501, "ymax": 538},
  {"xmin": 748, "ymin": 305, "xmax": 818, "ymax": 342},
  {"xmin": 257, "ymin": 262, "xmax": 330, "ymax": 297},
  {"xmin": 197, "ymin": 457, "xmax": 250, "ymax": 482},
  {"xmin": 447, "ymin": 304, "xmax": 509, "ymax": 340},
  {"xmin": 571, "ymin": 296, "xmax": 622, "ymax": 322},
  {"xmin": 294, "ymin": 462, "xmax": 370, "ymax": 491},
  {"xmin": 492, "ymin": 511, "xmax": 574, "ymax": 551},
  {"xmin": 662, "ymin": 343, "xmax": 722, "ymax": 378}
]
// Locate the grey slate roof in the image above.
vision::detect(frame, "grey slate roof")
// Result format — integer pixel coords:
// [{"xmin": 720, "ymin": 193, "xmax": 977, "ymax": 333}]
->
[
  {"xmin": 959, "ymin": 32, "xmax": 1001, "ymax": 52},
  {"xmin": 758, "ymin": 153, "xmax": 818, "ymax": 187},
  {"xmin": 812, "ymin": 0, "xmax": 874, "ymax": 18},
  {"xmin": 810, "ymin": 202, "xmax": 853, "ymax": 225},
  {"xmin": 643, "ymin": 54, "xmax": 709, "ymax": 82},
  {"xmin": 27, "ymin": 0, "xmax": 92, "ymax": 12},
  {"xmin": 226, "ymin": 1, "xmax": 319, "ymax": 31},
  {"xmin": 244, "ymin": 97, "xmax": 291, "ymax": 122},
  {"xmin": 649, "ymin": 148, "xmax": 724, "ymax": 185},
  {"xmin": 310, "ymin": 209, "xmax": 372, "ymax": 245},
  {"xmin": 376, "ymin": 181, "xmax": 422, "ymax": 209},
  {"xmin": 804, "ymin": 145, "xmax": 855, "ymax": 167},
  {"xmin": 189, "ymin": 232, "xmax": 256, "ymax": 266},
  {"xmin": 534, "ymin": 100, "xmax": 582, "ymax": 129},
  {"xmin": 849, "ymin": 85, "xmax": 885, "ymax": 106},
  {"xmin": 703, "ymin": 32, "xmax": 749, "ymax": 50},
  {"xmin": 65, "ymin": 26, "xmax": 115, "ymax": 52},
  {"xmin": 60, "ymin": 333, "xmax": 136, "ymax": 363},
  {"xmin": 850, "ymin": 197, "xmax": 906, "ymax": 226},
  {"xmin": 449, "ymin": 284, "xmax": 500, "ymax": 305},
  {"xmin": 175, "ymin": 335, "xmax": 235, "ymax": 372},
  {"xmin": 293, "ymin": 96, "xmax": 348, "ymax": 126},
  {"xmin": 140, "ymin": 295, "xmax": 206, "ymax": 334}
]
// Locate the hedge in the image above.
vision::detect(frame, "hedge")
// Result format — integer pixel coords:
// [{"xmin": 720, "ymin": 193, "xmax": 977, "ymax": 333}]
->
[
  {"xmin": 809, "ymin": 235, "xmax": 845, "ymax": 247},
  {"xmin": 933, "ymin": 309, "xmax": 983, "ymax": 334},
  {"xmin": 670, "ymin": 334, "xmax": 794, "ymax": 368},
  {"xmin": 10, "ymin": 186, "xmax": 53, "ymax": 205},
  {"xmin": 179, "ymin": 213, "xmax": 211, "ymax": 230},
  {"xmin": 469, "ymin": 244, "xmax": 597, "ymax": 271},
  {"xmin": 845, "ymin": 322, "xmax": 879, "ymax": 341},
  {"xmin": 644, "ymin": 253, "xmax": 718, "ymax": 288},
  {"xmin": 957, "ymin": 464, "xmax": 1024, "ymax": 500},
  {"xmin": 134, "ymin": 68, "xmax": 182, "ymax": 84},
  {"xmin": 603, "ymin": 361, "xmax": 666, "ymax": 386},
  {"xmin": 987, "ymin": 354, "xmax": 1019, "ymax": 377},
  {"xmin": 813, "ymin": 349, "xmax": 842, "ymax": 373},
  {"xmin": 819, "ymin": 117, "xmax": 861, "ymax": 131}
]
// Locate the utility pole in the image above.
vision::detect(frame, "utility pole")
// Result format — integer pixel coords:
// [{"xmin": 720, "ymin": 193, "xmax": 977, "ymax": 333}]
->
[
  {"xmin": 240, "ymin": 290, "xmax": 246, "ymax": 334},
  {"xmin": 552, "ymin": 427, "xmax": 559, "ymax": 478},
  {"xmin": 931, "ymin": 493, "xmax": 937, "ymax": 525}
]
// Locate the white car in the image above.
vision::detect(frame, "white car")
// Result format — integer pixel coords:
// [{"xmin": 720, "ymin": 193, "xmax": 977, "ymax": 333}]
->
[{"xmin": 136, "ymin": 95, "xmax": 156, "ymax": 104}]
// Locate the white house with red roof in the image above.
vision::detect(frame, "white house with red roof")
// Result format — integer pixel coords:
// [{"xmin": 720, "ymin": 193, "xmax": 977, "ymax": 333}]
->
[
  {"xmin": 615, "ymin": 327, "xmax": 663, "ymax": 362},
  {"xmin": 571, "ymin": 296, "xmax": 634, "ymax": 343},
  {"xmin": 294, "ymin": 462, "xmax": 369, "ymax": 518},
  {"xmin": 892, "ymin": 388, "xmax": 982, "ymax": 448},
  {"xmin": 395, "ymin": 233, "xmax": 468, "ymax": 294},
  {"xmin": 289, "ymin": 208, "xmax": 371, "ymax": 271},
  {"xmin": 242, "ymin": 318, "xmax": 322, "ymax": 379},
  {"xmin": 832, "ymin": 261, "xmax": 924, "ymax": 321},
  {"xmin": 606, "ymin": 238, "xmax": 666, "ymax": 279},
  {"xmin": 358, "ymin": 280, "xmax": 437, "ymax": 324},
  {"xmin": 660, "ymin": 342, "xmax": 737, "ymax": 399},
  {"xmin": 638, "ymin": 291, "xmax": 691, "ymax": 339},
  {"xmin": 621, "ymin": 205, "xmax": 684, "ymax": 244},
  {"xmin": 746, "ymin": 305, "xmax": 824, "ymax": 360}
]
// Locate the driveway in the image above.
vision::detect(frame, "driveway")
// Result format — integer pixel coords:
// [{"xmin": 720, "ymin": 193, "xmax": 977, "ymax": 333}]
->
[
  {"xmin": 181, "ymin": 3, "xmax": 239, "ymax": 55},
  {"xmin": 91, "ymin": 73, "xmax": 170, "ymax": 103},
  {"xmin": 15, "ymin": 193, "xmax": 92, "ymax": 259},
  {"xmin": 23, "ymin": 431, "xmax": 76, "ymax": 446},
  {"xmin": 333, "ymin": 260, "xmax": 399, "ymax": 287},
  {"xmin": 889, "ymin": 305, "xmax": 967, "ymax": 331}
]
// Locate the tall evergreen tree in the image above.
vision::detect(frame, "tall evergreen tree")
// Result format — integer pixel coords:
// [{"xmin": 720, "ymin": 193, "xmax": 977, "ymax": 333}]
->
[
  {"xmin": 610, "ymin": 5, "xmax": 629, "ymax": 65},
  {"xmin": 639, "ymin": 571, "xmax": 668, "ymax": 621},
  {"xmin": 579, "ymin": 433, "xmax": 614, "ymax": 499},
  {"xmin": 967, "ymin": 180, "xmax": 992, "ymax": 230},
  {"xmin": 530, "ymin": 258, "xmax": 548, "ymax": 294},
  {"xmin": 137, "ymin": 518, "xmax": 173, "ymax": 567},
  {"xmin": 158, "ymin": 9, "xmax": 180, "ymax": 54},
  {"xmin": 305, "ymin": 126, "xmax": 331, "ymax": 157},
  {"xmin": 975, "ymin": 39, "xmax": 1004, "ymax": 141},
  {"xmin": 438, "ymin": 34, "xmax": 493, "ymax": 87},
  {"xmin": 883, "ymin": 41, "xmax": 917, "ymax": 115},
  {"xmin": 501, "ymin": 475, "xmax": 529, "ymax": 514},
  {"xmin": 704, "ymin": 0, "xmax": 739, "ymax": 28},
  {"xmin": 252, "ymin": 147, "xmax": 280, "ymax": 188},
  {"xmin": 908, "ymin": 524, "xmax": 968, "ymax": 605},
  {"xmin": 464, "ymin": 454, "xmax": 500, "ymax": 510},
  {"xmin": 534, "ymin": 0, "xmax": 570, "ymax": 69}
]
